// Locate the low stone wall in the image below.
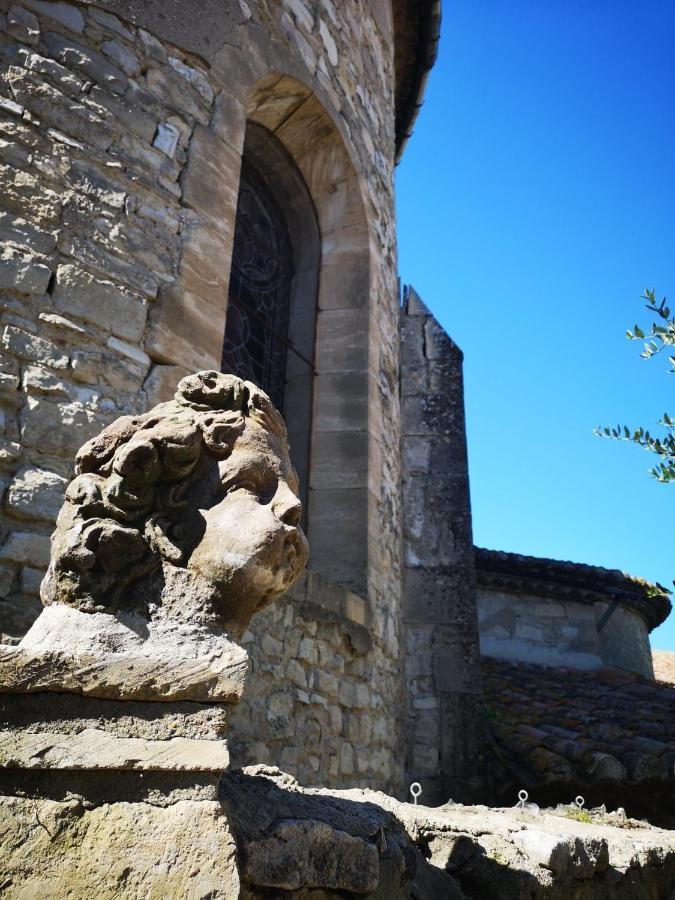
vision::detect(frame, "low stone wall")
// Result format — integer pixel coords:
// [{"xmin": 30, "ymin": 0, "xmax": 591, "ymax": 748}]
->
[{"xmin": 230, "ymin": 569, "xmax": 404, "ymax": 796}]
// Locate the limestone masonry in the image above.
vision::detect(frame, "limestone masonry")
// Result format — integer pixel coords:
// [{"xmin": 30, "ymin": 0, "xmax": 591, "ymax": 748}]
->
[{"xmin": 0, "ymin": 0, "xmax": 673, "ymax": 886}]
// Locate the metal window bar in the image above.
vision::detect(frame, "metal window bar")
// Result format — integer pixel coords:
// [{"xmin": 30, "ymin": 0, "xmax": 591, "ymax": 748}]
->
[{"xmin": 227, "ymin": 291, "xmax": 316, "ymax": 374}]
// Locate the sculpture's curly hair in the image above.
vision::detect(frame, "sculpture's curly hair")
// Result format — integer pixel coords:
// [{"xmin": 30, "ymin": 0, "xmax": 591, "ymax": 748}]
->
[{"xmin": 41, "ymin": 371, "xmax": 287, "ymax": 614}]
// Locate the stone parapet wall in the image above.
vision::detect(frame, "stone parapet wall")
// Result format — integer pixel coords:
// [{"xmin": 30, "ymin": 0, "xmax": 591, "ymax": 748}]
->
[{"xmin": 231, "ymin": 569, "xmax": 403, "ymax": 795}]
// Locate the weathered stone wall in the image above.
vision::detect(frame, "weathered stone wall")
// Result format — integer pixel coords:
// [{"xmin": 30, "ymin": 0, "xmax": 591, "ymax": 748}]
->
[
  {"xmin": 0, "ymin": 0, "xmax": 405, "ymax": 790},
  {"xmin": 0, "ymin": 0, "xmax": 205, "ymax": 636},
  {"xmin": 478, "ymin": 589, "xmax": 604, "ymax": 670},
  {"xmin": 231, "ymin": 570, "xmax": 401, "ymax": 794},
  {"xmin": 0, "ymin": 0, "xmax": 402, "ymax": 644},
  {"xmin": 400, "ymin": 287, "xmax": 485, "ymax": 805},
  {"xmin": 478, "ymin": 589, "xmax": 655, "ymax": 678},
  {"xmin": 595, "ymin": 603, "xmax": 653, "ymax": 678}
]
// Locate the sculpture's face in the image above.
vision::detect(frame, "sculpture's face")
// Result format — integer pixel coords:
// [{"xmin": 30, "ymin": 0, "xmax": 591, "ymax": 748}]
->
[{"xmin": 188, "ymin": 420, "xmax": 308, "ymax": 620}]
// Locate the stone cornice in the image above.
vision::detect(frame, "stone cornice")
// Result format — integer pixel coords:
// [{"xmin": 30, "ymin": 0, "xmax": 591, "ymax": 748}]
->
[{"xmin": 475, "ymin": 547, "xmax": 671, "ymax": 632}]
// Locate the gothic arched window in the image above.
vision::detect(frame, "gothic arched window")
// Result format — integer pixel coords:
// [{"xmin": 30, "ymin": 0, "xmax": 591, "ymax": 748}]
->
[
  {"xmin": 222, "ymin": 125, "xmax": 319, "ymax": 516},
  {"xmin": 221, "ymin": 159, "xmax": 295, "ymax": 410}
]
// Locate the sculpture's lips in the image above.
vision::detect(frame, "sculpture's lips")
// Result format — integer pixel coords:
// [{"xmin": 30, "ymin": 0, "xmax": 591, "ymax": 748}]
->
[{"xmin": 281, "ymin": 529, "xmax": 308, "ymax": 574}]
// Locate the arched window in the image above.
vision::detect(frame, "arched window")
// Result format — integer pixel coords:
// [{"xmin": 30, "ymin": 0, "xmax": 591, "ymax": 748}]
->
[
  {"xmin": 222, "ymin": 124, "xmax": 319, "ymax": 513},
  {"xmin": 222, "ymin": 158, "xmax": 295, "ymax": 410}
]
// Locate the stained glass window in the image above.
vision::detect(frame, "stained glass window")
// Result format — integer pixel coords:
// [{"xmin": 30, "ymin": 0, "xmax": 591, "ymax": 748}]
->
[{"xmin": 221, "ymin": 159, "xmax": 295, "ymax": 410}]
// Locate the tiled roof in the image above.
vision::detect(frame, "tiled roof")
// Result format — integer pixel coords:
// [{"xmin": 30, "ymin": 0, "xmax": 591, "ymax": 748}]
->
[
  {"xmin": 654, "ymin": 651, "xmax": 675, "ymax": 686},
  {"xmin": 482, "ymin": 658, "xmax": 675, "ymax": 820},
  {"xmin": 475, "ymin": 547, "xmax": 671, "ymax": 632}
]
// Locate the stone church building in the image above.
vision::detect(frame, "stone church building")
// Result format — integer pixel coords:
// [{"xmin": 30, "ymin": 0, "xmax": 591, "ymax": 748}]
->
[{"xmin": 0, "ymin": 0, "xmax": 672, "ymax": 818}]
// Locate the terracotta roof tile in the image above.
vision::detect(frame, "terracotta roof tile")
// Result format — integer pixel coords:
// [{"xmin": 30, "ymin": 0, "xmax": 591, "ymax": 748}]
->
[{"xmin": 482, "ymin": 658, "xmax": 675, "ymax": 795}]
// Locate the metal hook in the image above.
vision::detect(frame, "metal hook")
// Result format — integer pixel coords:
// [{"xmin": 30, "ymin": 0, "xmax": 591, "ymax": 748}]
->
[
  {"xmin": 575, "ymin": 795, "xmax": 585, "ymax": 811},
  {"xmin": 515, "ymin": 789, "xmax": 528, "ymax": 810},
  {"xmin": 409, "ymin": 782, "xmax": 422, "ymax": 805}
]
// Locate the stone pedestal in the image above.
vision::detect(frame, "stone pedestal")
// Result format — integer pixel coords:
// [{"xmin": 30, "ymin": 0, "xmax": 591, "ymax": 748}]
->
[{"xmin": 0, "ymin": 605, "xmax": 245, "ymax": 897}]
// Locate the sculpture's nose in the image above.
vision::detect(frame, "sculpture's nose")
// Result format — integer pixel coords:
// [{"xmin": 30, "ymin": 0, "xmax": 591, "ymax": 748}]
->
[{"xmin": 272, "ymin": 482, "xmax": 302, "ymax": 527}]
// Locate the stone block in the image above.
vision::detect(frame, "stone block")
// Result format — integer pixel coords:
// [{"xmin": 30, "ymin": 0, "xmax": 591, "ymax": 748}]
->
[
  {"xmin": 20, "ymin": 395, "xmax": 104, "ymax": 457},
  {"xmin": 412, "ymin": 742, "xmax": 440, "ymax": 776},
  {"xmin": 318, "ymin": 252, "xmax": 369, "ymax": 310},
  {"xmin": 21, "ymin": 0, "xmax": 84, "ymax": 33},
  {"xmin": 211, "ymin": 89, "xmax": 246, "ymax": 151},
  {"xmin": 65, "ymin": 159, "xmax": 126, "ymax": 209},
  {"xmin": 298, "ymin": 638, "xmax": 318, "ymax": 665},
  {"xmin": 308, "ymin": 487, "xmax": 367, "ymax": 594},
  {"xmin": 53, "ymin": 264, "xmax": 147, "ymax": 343},
  {"xmin": 400, "ymin": 315, "xmax": 426, "ymax": 366},
  {"xmin": 7, "ymin": 5, "xmax": 40, "ymax": 45},
  {"xmin": 0, "ymin": 211, "xmax": 57, "ymax": 254},
  {"xmin": 260, "ymin": 634, "xmax": 282, "ymax": 660},
  {"xmin": 2, "ymin": 326, "xmax": 68, "ymax": 369},
  {"xmin": 312, "ymin": 372, "xmax": 369, "ymax": 433},
  {"xmin": 403, "ymin": 568, "xmax": 474, "ymax": 626},
  {"xmin": 145, "ymin": 66, "xmax": 209, "ymax": 124},
  {"xmin": 138, "ymin": 27, "xmax": 167, "ymax": 63},
  {"xmin": 58, "ymin": 233, "xmax": 159, "ymax": 298},
  {"xmin": 401, "ymin": 390, "xmax": 463, "ymax": 437},
  {"xmin": 0, "ymin": 439, "xmax": 20, "ymax": 469},
  {"xmin": 181, "ymin": 125, "xmax": 239, "ymax": 224},
  {"xmin": 0, "ymin": 247, "xmax": 51, "ymax": 294},
  {"xmin": 89, "ymin": 85, "xmax": 158, "ymax": 143},
  {"xmin": 286, "ymin": 659, "xmax": 307, "ymax": 689},
  {"xmin": 424, "ymin": 316, "xmax": 461, "ymax": 362},
  {"xmin": 310, "ymin": 430, "xmax": 367, "ymax": 490},
  {"xmin": 179, "ymin": 220, "xmax": 232, "ymax": 306},
  {"xmin": 6, "ymin": 465, "xmax": 67, "ymax": 523},
  {"xmin": 21, "ymin": 565, "xmax": 43, "ymax": 596},
  {"xmin": 339, "ymin": 740, "xmax": 354, "ymax": 774},
  {"xmin": 142, "ymin": 364, "xmax": 190, "ymax": 406},
  {"xmin": 168, "ymin": 57, "xmax": 213, "ymax": 107},
  {"xmin": 315, "ymin": 307, "xmax": 369, "ymax": 372},
  {"xmin": 0, "ymin": 796, "xmax": 239, "ymax": 897},
  {"xmin": 100, "ymin": 39, "xmax": 141, "ymax": 77},
  {"xmin": 315, "ymin": 670, "xmax": 338, "ymax": 699},
  {"xmin": 87, "ymin": 7, "xmax": 134, "ymax": 40},
  {"xmin": 153, "ymin": 122, "xmax": 180, "ymax": 157},
  {"xmin": 42, "ymin": 31, "xmax": 128, "ymax": 95},
  {"xmin": 18, "ymin": 48, "xmax": 84, "ymax": 97},
  {"xmin": 0, "ymin": 164, "xmax": 62, "ymax": 227},
  {"xmin": 5, "ymin": 68, "xmax": 113, "ymax": 151},
  {"xmin": 344, "ymin": 593, "xmax": 366, "ymax": 626},
  {"xmin": 146, "ymin": 287, "xmax": 225, "ymax": 373},
  {"xmin": 0, "ymin": 530, "xmax": 50, "ymax": 568},
  {"xmin": 106, "ymin": 336, "xmax": 150, "ymax": 370},
  {"xmin": 0, "ymin": 565, "xmax": 16, "ymax": 599}
]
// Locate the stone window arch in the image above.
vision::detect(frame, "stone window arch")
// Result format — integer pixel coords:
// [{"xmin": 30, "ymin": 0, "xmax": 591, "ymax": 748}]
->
[{"xmin": 242, "ymin": 77, "xmax": 373, "ymax": 601}]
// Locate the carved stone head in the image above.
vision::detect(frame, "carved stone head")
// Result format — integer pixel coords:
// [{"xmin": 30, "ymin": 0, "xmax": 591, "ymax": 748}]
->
[{"xmin": 41, "ymin": 371, "xmax": 308, "ymax": 637}]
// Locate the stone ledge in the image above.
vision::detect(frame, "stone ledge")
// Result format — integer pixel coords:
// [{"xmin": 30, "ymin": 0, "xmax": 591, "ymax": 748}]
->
[
  {"xmin": 0, "ymin": 728, "xmax": 230, "ymax": 771},
  {"xmin": 0, "ymin": 605, "xmax": 248, "ymax": 703}
]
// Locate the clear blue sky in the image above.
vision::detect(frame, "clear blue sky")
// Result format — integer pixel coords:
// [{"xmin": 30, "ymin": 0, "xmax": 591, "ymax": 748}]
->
[{"xmin": 396, "ymin": 1, "xmax": 675, "ymax": 649}]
